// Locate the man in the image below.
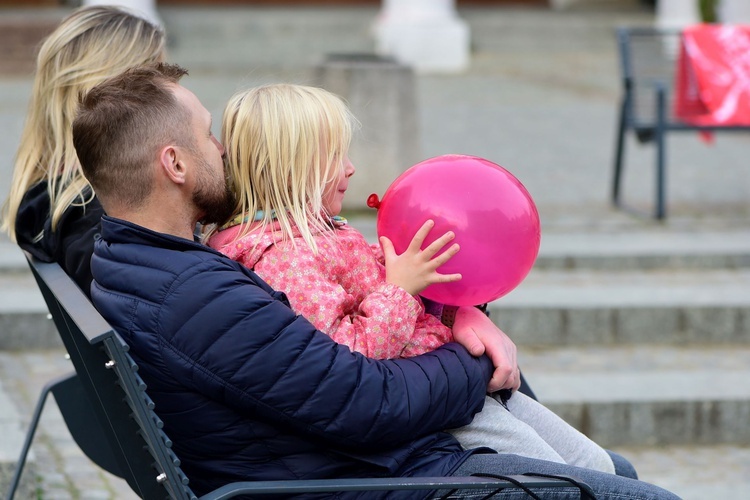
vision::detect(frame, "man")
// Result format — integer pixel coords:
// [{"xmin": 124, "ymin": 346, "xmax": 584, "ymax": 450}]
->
[{"xmin": 72, "ymin": 63, "xmax": 678, "ymax": 499}]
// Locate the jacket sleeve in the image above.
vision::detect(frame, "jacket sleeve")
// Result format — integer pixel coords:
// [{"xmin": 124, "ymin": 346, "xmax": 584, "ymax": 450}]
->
[{"xmin": 159, "ymin": 258, "xmax": 493, "ymax": 452}]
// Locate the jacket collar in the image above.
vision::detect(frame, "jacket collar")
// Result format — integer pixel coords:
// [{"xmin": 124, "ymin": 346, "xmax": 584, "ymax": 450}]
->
[{"xmin": 100, "ymin": 215, "xmax": 225, "ymax": 258}]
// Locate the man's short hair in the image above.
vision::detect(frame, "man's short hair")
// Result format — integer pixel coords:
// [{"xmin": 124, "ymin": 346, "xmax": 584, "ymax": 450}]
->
[{"xmin": 72, "ymin": 62, "xmax": 190, "ymax": 208}]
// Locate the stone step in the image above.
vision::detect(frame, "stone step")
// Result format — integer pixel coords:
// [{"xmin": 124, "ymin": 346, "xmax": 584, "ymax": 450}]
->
[
  {"xmin": 0, "ymin": 245, "xmax": 59, "ymax": 349},
  {"xmin": 0, "ymin": 307, "xmax": 58, "ymax": 351},
  {"xmin": 519, "ymin": 344, "xmax": 750, "ymax": 447},
  {"xmin": 489, "ymin": 268, "xmax": 750, "ymax": 346},
  {"xmin": 0, "ymin": 241, "xmax": 27, "ymax": 274},
  {"xmin": 608, "ymin": 444, "xmax": 750, "ymax": 500},
  {"xmin": 347, "ymin": 216, "xmax": 750, "ymax": 271},
  {"xmin": 535, "ymin": 229, "xmax": 750, "ymax": 271},
  {"xmin": 3, "ymin": 271, "xmax": 747, "ymax": 349},
  {"xmin": 2, "ymin": 241, "xmax": 749, "ymax": 348},
  {"xmin": 5, "ymin": 226, "xmax": 750, "ymax": 276}
]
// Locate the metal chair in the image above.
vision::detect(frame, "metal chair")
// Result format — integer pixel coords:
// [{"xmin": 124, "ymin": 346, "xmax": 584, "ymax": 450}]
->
[{"xmin": 612, "ymin": 27, "xmax": 750, "ymax": 219}]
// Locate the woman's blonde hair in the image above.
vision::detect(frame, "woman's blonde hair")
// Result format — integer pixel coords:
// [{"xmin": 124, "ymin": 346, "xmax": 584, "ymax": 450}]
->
[
  {"xmin": 0, "ymin": 5, "xmax": 165, "ymax": 241},
  {"xmin": 217, "ymin": 83, "xmax": 357, "ymax": 253}
]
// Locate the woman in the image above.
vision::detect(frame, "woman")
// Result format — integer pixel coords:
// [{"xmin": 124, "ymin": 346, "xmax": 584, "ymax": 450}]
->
[{"xmin": 0, "ymin": 5, "xmax": 165, "ymax": 294}]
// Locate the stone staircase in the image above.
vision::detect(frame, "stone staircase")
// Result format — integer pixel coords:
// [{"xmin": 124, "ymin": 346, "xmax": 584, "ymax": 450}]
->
[{"xmin": 495, "ymin": 223, "xmax": 750, "ymax": 450}]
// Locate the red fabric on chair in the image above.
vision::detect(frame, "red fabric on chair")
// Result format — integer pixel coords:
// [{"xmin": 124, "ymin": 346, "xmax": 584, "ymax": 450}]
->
[{"xmin": 675, "ymin": 24, "xmax": 750, "ymax": 130}]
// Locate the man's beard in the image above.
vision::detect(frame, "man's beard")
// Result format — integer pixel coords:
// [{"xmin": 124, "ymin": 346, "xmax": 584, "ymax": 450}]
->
[{"xmin": 193, "ymin": 157, "xmax": 236, "ymax": 226}]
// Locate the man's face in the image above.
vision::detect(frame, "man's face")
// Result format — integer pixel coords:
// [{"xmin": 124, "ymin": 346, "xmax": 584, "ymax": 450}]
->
[
  {"xmin": 193, "ymin": 154, "xmax": 235, "ymax": 225},
  {"xmin": 173, "ymin": 85, "xmax": 235, "ymax": 225}
]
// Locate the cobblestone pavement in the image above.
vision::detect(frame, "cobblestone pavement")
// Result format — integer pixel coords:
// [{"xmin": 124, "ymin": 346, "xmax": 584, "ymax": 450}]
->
[
  {"xmin": 0, "ymin": 349, "xmax": 137, "ymax": 499},
  {"xmin": 3, "ymin": 349, "xmax": 750, "ymax": 499}
]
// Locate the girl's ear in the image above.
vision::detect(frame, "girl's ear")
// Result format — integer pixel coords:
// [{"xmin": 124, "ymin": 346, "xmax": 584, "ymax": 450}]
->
[{"xmin": 160, "ymin": 145, "xmax": 187, "ymax": 185}]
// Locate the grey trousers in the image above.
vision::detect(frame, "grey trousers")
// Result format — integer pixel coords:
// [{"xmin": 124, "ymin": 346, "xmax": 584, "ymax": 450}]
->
[{"xmin": 447, "ymin": 393, "xmax": 615, "ymax": 474}]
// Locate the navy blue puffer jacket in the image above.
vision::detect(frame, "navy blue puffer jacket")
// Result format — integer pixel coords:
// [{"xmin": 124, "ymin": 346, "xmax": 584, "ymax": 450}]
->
[{"xmin": 91, "ymin": 216, "xmax": 494, "ymax": 498}]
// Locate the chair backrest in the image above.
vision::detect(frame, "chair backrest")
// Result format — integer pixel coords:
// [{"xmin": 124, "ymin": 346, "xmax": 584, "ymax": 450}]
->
[
  {"xmin": 617, "ymin": 27, "xmax": 681, "ymax": 128},
  {"xmin": 49, "ymin": 372, "xmax": 124, "ymax": 479},
  {"xmin": 26, "ymin": 255, "xmax": 194, "ymax": 499}
]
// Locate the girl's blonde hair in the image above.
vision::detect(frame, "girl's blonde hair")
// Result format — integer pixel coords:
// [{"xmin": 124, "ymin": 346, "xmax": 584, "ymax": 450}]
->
[
  {"xmin": 0, "ymin": 5, "xmax": 165, "ymax": 241},
  {"xmin": 218, "ymin": 83, "xmax": 357, "ymax": 253}
]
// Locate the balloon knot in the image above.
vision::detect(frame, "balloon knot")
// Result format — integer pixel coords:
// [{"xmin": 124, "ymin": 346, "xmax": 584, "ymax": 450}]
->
[{"xmin": 366, "ymin": 193, "xmax": 380, "ymax": 209}]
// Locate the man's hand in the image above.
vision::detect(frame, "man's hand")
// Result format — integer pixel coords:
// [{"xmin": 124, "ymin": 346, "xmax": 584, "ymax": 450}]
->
[
  {"xmin": 381, "ymin": 219, "xmax": 462, "ymax": 296},
  {"xmin": 452, "ymin": 306, "xmax": 520, "ymax": 393}
]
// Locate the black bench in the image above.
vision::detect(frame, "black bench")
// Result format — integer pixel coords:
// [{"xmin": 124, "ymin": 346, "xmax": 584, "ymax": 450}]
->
[
  {"xmin": 612, "ymin": 27, "xmax": 750, "ymax": 219},
  {"xmin": 8, "ymin": 255, "xmax": 590, "ymax": 499}
]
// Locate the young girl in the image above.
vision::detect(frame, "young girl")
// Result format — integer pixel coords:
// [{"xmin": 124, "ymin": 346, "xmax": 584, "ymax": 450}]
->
[{"xmin": 207, "ymin": 83, "xmax": 615, "ymax": 473}]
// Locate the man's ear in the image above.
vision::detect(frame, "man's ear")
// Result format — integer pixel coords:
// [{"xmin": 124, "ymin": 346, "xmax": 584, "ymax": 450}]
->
[{"xmin": 160, "ymin": 145, "xmax": 187, "ymax": 185}]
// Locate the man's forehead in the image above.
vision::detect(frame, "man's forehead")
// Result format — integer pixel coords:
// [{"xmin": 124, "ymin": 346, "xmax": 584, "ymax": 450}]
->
[{"xmin": 171, "ymin": 83, "xmax": 210, "ymax": 120}]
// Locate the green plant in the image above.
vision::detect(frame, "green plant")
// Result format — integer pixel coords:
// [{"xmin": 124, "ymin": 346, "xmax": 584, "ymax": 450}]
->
[{"xmin": 699, "ymin": 0, "xmax": 718, "ymax": 23}]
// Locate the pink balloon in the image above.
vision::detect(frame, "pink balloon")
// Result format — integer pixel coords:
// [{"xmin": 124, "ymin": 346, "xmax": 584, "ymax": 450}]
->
[{"xmin": 368, "ymin": 154, "xmax": 541, "ymax": 307}]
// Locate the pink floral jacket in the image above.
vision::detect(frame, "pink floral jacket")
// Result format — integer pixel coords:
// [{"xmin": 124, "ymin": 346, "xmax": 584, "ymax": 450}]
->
[{"xmin": 208, "ymin": 220, "xmax": 452, "ymax": 359}]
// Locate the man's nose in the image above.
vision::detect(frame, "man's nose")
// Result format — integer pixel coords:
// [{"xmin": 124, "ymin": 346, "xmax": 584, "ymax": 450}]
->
[{"xmin": 211, "ymin": 136, "xmax": 225, "ymax": 156}]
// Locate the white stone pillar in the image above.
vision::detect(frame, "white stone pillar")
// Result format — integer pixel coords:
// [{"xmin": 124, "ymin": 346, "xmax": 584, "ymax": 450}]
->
[
  {"xmin": 373, "ymin": 0, "xmax": 469, "ymax": 73},
  {"xmin": 82, "ymin": 0, "xmax": 162, "ymax": 27},
  {"xmin": 718, "ymin": 0, "xmax": 750, "ymax": 24},
  {"xmin": 656, "ymin": 0, "xmax": 700, "ymax": 31}
]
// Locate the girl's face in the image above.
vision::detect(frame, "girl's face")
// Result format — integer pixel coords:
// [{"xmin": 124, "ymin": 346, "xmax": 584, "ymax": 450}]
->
[{"xmin": 322, "ymin": 156, "xmax": 355, "ymax": 216}]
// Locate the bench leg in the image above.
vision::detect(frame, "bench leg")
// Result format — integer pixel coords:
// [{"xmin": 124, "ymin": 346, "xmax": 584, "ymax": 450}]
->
[
  {"xmin": 612, "ymin": 97, "xmax": 628, "ymax": 207},
  {"xmin": 655, "ymin": 85, "xmax": 667, "ymax": 219},
  {"xmin": 6, "ymin": 372, "xmax": 77, "ymax": 500}
]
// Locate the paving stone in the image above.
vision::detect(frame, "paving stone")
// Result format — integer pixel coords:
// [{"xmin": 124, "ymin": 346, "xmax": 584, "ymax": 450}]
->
[{"xmin": 0, "ymin": 350, "xmax": 143, "ymax": 499}]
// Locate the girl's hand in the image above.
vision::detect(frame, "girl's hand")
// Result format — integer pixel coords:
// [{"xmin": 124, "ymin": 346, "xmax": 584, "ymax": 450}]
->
[{"xmin": 381, "ymin": 219, "xmax": 461, "ymax": 296}]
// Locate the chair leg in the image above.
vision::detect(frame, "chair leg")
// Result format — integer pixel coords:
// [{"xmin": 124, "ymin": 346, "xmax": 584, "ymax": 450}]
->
[
  {"xmin": 5, "ymin": 372, "xmax": 77, "ymax": 500},
  {"xmin": 655, "ymin": 85, "xmax": 667, "ymax": 219},
  {"xmin": 612, "ymin": 97, "xmax": 628, "ymax": 206}
]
